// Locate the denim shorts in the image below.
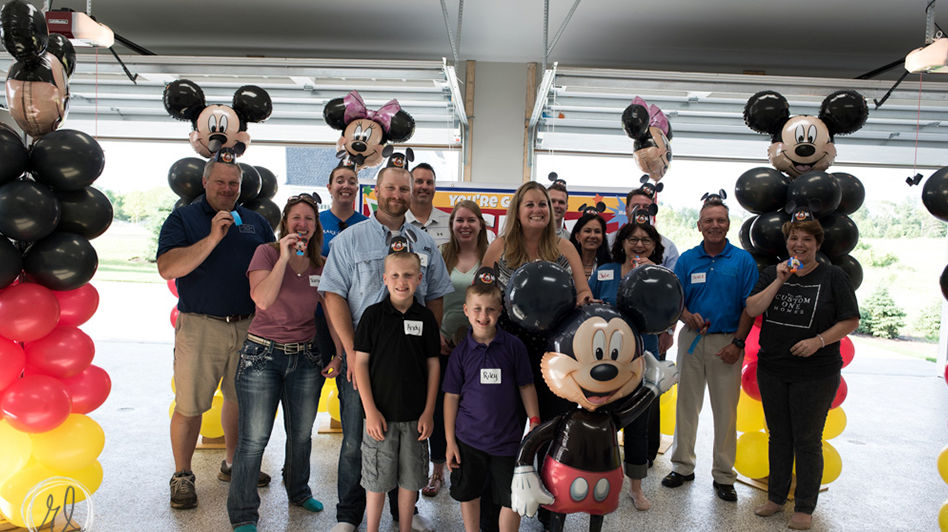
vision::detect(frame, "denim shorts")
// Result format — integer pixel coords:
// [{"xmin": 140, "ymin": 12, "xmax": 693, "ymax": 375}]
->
[{"xmin": 360, "ymin": 420, "xmax": 429, "ymax": 493}]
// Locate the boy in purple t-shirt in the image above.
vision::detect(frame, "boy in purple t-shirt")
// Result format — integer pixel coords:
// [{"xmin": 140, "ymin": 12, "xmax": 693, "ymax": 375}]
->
[{"xmin": 443, "ymin": 277, "xmax": 540, "ymax": 532}]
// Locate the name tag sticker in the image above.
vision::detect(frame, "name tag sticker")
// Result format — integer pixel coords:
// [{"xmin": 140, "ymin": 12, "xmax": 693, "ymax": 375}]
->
[
  {"xmin": 418, "ymin": 253, "xmax": 429, "ymax": 267},
  {"xmin": 309, "ymin": 275, "xmax": 321, "ymax": 288},
  {"xmin": 692, "ymin": 272, "xmax": 707, "ymax": 284},
  {"xmin": 480, "ymin": 368, "xmax": 501, "ymax": 384},
  {"xmin": 239, "ymin": 225, "xmax": 256, "ymax": 234},
  {"xmin": 404, "ymin": 320, "xmax": 424, "ymax": 336},
  {"xmin": 597, "ymin": 270, "xmax": 614, "ymax": 281}
]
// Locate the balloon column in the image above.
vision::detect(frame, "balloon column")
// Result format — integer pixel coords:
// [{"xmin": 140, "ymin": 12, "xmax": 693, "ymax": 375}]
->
[
  {"xmin": 739, "ymin": 90, "xmax": 869, "ymax": 289},
  {"xmin": 733, "ymin": 318, "xmax": 851, "ymax": 484},
  {"xmin": 0, "ymin": 2, "xmax": 113, "ymax": 526},
  {"xmin": 162, "ymin": 80, "xmax": 282, "ymax": 229},
  {"xmin": 920, "ymin": 167, "xmax": 948, "ymax": 531},
  {"xmin": 622, "ymin": 96, "xmax": 673, "ymax": 183},
  {"xmin": 508, "ymin": 262, "xmax": 681, "ymax": 532}
]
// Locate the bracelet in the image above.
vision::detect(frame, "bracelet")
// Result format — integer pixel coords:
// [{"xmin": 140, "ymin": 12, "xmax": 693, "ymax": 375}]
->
[
  {"xmin": 817, "ymin": 334, "xmax": 825, "ymax": 348},
  {"xmin": 528, "ymin": 416, "xmax": 541, "ymax": 426}
]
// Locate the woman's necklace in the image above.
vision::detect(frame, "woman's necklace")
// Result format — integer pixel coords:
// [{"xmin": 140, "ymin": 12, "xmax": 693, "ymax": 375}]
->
[{"xmin": 289, "ymin": 256, "xmax": 308, "ymax": 277}]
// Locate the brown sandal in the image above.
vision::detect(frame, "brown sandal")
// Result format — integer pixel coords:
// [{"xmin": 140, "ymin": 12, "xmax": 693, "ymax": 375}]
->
[{"xmin": 421, "ymin": 473, "xmax": 443, "ymax": 497}]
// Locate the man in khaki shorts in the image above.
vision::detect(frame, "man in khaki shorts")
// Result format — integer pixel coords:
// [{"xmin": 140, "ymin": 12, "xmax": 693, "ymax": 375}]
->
[{"xmin": 157, "ymin": 149, "xmax": 275, "ymax": 509}]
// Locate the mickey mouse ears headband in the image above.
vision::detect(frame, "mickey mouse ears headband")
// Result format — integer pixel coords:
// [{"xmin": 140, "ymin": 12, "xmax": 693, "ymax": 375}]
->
[
  {"xmin": 473, "ymin": 266, "xmax": 498, "ymax": 288},
  {"xmin": 211, "ymin": 147, "xmax": 239, "ymax": 165},
  {"xmin": 701, "ymin": 189, "xmax": 727, "ymax": 204},
  {"xmin": 548, "ymin": 172, "xmax": 566, "ymax": 186},
  {"xmin": 385, "ymin": 228, "xmax": 418, "ymax": 255},
  {"xmin": 784, "ymin": 199, "xmax": 822, "ymax": 223},
  {"xmin": 638, "ymin": 175, "xmax": 664, "ymax": 199},
  {"xmin": 630, "ymin": 204, "xmax": 659, "ymax": 225},
  {"xmin": 385, "ymin": 147, "xmax": 415, "ymax": 169}
]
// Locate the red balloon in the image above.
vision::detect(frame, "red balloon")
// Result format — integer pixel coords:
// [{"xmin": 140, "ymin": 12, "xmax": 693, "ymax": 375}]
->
[
  {"xmin": 1, "ymin": 374, "xmax": 72, "ymax": 433},
  {"xmin": 167, "ymin": 278, "xmax": 178, "ymax": 298},
  {"xmin": 840, "ymin": 336, "xmax": 855, "ymax": 368},
  {"xmin": 24, "ymin": 326, "xmax": 95, "ymax": 379},
  {"xmin": 754, "ymin": 315, "xmax": 763, "ymax": 328},
  {"xmin": 0, "ymin": 283, "xmax": 60, "ymax": 342},
  {"xmin": 741, "ymin": 359, "xmax": 761, "ymax": 401},
  {"xmin": 170, "ymin": 306, "xmax": 179, "ymax": 327},
  {"xmin": 60, "ymin": 364, "xmax": 110, "ymax": 414},
  {"xmin": 831, "ymin": 375, "xmax": 848, "ymax": 409},
  {"xmin": 744, "ymin": 325, "xmax": 761, "ymax": 362},
  {"xmin": 944, "ymin": 363, "xmax": 948, "ymax": 387},
  {"xmin": 0, "ymin": 337, "xmax": 25, "ymax": 392},
  {"xmin": 53, "ymin": 283, "xmax": 99, "ymax": 327}
]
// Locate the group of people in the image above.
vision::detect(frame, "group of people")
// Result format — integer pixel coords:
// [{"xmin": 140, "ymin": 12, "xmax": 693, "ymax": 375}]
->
[{"xmin": 157, "ymin": 152, "xmax": 859, "ymax": 532}]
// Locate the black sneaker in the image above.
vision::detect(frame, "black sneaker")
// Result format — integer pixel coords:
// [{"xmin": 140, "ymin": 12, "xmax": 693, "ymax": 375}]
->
[
  {"xmin": 218, "ymin": 460, "xmax": 272, "ymax": 487},
  {"xmin": 170, "ymin": 471, "xmax": 197, "ymax": 509}
]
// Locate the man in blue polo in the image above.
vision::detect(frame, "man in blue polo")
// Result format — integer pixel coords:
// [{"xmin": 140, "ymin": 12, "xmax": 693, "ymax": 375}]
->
[
  {"xmin": 321, "ymin": 166, "xmax": 453, "ymax": 532},
  {"xmin": 662, "ymin": 194, "xmax": 757, "ymax": 503},
  {"xmin": 157, "ymin": 149, "xmax": 274, "ymax": 510}
]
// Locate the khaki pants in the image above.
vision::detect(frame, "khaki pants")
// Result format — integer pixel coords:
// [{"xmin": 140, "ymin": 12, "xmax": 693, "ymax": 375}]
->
[
  {"xmin": 172, "ymin": 312, "xmax": 251, "ymax": 416},
  {"xmin": 669, "ymin": 328, "xmax": 743, "ymax": 484}
]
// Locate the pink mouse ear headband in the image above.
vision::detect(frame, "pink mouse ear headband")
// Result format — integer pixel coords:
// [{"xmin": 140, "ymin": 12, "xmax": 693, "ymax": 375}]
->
[
  {"xmin": 632, "ymin": 96, "xmax": 669, "ymax": 137},
  {"xmin": 343, "ymin": 91, "xmax": 401, "ymax": 133}
]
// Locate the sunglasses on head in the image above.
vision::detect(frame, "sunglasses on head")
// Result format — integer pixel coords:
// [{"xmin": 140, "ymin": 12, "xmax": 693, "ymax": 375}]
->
[{"xmin": 286, "ymin": 192, "xmax": 322, "ymax": 206}]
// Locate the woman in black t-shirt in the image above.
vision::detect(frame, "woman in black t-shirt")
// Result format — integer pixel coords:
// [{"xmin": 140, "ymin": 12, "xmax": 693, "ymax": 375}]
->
[{"xmin": 745, "ymin": 218, "xmax": 859, "ymax": 531}]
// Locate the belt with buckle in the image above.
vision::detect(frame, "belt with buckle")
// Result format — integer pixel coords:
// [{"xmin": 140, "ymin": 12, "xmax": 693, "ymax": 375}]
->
[
  {"xmin": 207, "ymin": 313, "xmax": 253, "ymax": 323},
  {"xmin": 247, "ymin": 333, "xmax": 311, "ymax": 354}
]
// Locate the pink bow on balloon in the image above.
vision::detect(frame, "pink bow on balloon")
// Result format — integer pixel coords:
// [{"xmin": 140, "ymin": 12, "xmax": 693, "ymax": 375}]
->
[
  {"xmin": 343, "ymin": 90, "xmax": 401, "ymax": 133},
  {"xmin": 632, "ymin": 96, "xmax": 669, "ymax": 137}
]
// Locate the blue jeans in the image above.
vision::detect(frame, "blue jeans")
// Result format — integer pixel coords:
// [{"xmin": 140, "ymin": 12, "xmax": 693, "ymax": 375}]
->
[
  {"xmin": 227, "ymin": 338, "xmax": 325, "ymax": 528},
  {"xmin": 757, "ymin": 367, "xmax": 839, "ymax": 515}
]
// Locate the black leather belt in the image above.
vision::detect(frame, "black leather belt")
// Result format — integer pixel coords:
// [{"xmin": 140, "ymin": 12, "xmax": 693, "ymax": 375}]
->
[
  {"xmin": 207, "ymin": 313, "xmax": 253, "ymax": 323},
  {"xmin": 247, "ymin": 333, "xmax": 312, "ymax": 355}
]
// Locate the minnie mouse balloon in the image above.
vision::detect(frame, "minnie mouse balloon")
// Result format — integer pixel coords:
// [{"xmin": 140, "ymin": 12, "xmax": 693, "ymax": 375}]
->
[
  {"xmin": 323, "ymin": 90, "xmax": 415, "ymax": 170},
  {"xmin": 622, "ymin": 97, "xmax": 673, "ymax": 182}
]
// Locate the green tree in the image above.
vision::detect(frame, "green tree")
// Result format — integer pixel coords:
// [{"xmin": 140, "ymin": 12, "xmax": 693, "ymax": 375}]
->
[
  {"xmin": 858, "ymin": 286, "xmax": 906, "ymax": 339},
  {"xmin": 915, "ymin": 301, "xmax": 942, "ymax": 341}
]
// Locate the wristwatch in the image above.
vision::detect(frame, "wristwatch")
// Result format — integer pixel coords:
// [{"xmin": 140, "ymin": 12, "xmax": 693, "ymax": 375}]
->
[{"xmin": 731, "ymin": 337, "xmax": 746, "ymax": 349}]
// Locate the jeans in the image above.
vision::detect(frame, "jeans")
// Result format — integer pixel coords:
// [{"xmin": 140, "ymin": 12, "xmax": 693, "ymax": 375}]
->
[
  {"xmin": 757, "ymin": 367, "xmax": 840, "ymax": 515},
  {"xmin": 227, "ymin": 338, "xmax": 325, "ymax": 527}
]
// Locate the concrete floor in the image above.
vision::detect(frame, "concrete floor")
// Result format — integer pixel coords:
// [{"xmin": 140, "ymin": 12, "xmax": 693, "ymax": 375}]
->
[{"xmin": 40, "ymin": 282, "xmax": 948, "ymax": 531}]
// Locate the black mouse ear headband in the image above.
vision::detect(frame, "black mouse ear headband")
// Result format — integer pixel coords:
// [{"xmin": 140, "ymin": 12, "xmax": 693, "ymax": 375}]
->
[
  {"xmin": 385, "ymin": 228, "xmax": 418, "ymax": 254},
  {"xmin": 548, "ymin": 172, "xmax": 566, "ymax": 186},
  {"xmin": 700, "ymin": 189, "xmax": 728, "ymax": 205},
  {"xmin": 638, "ymin": 175, "xmax": 664, "ymax": 199},
  {"xmin": 472, "ymin": 266, "xmax": 498, "ymax": 287},
  {"xmin": 784, "ymin": 199, "xmax": 821, "ymax": 222}
]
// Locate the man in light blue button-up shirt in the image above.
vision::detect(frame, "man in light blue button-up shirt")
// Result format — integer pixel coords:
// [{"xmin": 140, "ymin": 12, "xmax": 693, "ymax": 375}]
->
[{"xmin": 320, "ymin": 167, "xmax": 453, "ymax": 532}]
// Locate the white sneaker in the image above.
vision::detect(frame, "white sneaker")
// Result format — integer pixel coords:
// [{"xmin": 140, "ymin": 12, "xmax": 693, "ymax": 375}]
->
[
  {"xmin": 330, "ymin": 523, "xmax": 357, "ymax": 532},
  {"xmin": 411, "ymin": 514, "xmax": 435, "ymax": 532}
]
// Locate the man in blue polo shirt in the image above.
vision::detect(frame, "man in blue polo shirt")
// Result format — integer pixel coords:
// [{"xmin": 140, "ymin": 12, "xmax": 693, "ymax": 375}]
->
[
  {"xmin": 662, "ymin": 194, "xmax": 757, "ymax": 503},
  {"xmin": 157, "ymin": 150, "xmax": 274, "ymax": 510},
  {"xmin": 320, "ymin": 166, "xmax": 453, "ymax": 532}
]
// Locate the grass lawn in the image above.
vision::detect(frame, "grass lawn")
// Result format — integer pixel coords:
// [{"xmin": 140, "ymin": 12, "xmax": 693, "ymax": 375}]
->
[{"xmin": 91, "ymin": 221, "xmax": 162, "ymax": 284}]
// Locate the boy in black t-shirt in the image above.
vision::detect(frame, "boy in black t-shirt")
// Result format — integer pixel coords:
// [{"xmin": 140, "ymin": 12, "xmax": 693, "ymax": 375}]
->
[{"xmin": 353, "ymin": 251, "xmax": 440, "ymax": 532}]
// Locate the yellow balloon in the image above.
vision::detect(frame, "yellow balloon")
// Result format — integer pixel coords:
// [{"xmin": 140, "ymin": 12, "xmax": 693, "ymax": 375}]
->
[
  {"xmin": 61, "ymin": 460, "xmax": 103, "ymax": 502},
  {"xmin": 169, "ymin": 400, "xmax": 176, "ymax": 419},
  {"xmin": 318, "ymin": 378, "xmax": 338, "ymax": 412},
  {"xmin": 659, "ymin": 403, "xmax": 676, "ymax": 436},
  {"xmin": 821, "ymin": 440, "xmax": 842, "ymax": 484},
  {"xmin": 171, "ymin": 375, "xmax": 176, "ymax": 393},
  {"xmin": 328, "ymin": 388, "xmax": 341, "ymax": 422},
  {"xmin": 659, "ymin": 384, "xmax": 677, "ymax": 407},
  {"xmin": 0, "ymin": 420, "xmax": 32, "ymax": 485},
  {"xmin": 736, "ymin": 390, "xmax": 765, "ymax": 433},
  {"xmin": 939, "ymin": 445, "xmax": 948, "ymax": 485},
  {"xmin": 31, "ymin": 415, "xmax": 105, "ymax": 473},
  {"xmin": 823, "ymin": 407, "xmax": 846, "ymax": 440},
  {"xmin": 200, "ymin": 394, "xmax": 225, "ymax": 439},
  {"xmin": 0, "ymin": 463, "xmax": 55, "ymax": 528},
  {"xmin": 939, "ymin": 498, "xmax": 948, "ymax": 531},
  {"xmin": 734, "ymin": 430, "xmax": 769, "ymax": 479}
]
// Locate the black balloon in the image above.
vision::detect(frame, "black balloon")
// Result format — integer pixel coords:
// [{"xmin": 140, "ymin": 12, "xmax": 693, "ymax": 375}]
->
[
  {"xmin": 734, "ymin": 167, "xmax": 791, "ymax": 214},
  {"xmin": 0, "ymin": 179, "xmax": 60, "ymax": 241},
  {"xmin": 922, "ymin": 167, "xmax": 948, "ymax": 223},
  {"xmin": 831, "ymin": 254, "xmax": 863, "ymax": 291},
  {"xmin": 30, "ymin": 129, "xmax": 106, "ymax": 191},
  {"xmin": 173, "ymin": 197, "xmax": 190, "ymax": 210},
  {"xmin": 832, "ymin": 172, "xmax": 865, "ymax": 215},
  {"xmin": 0, "ymin": 0, "xmax": 47, "ymax": 64},
  {"xmin": 55, "ymin": 186, "xmax": 113, "ymax": 240},
  {"xmin": 0, "ymin": 123, "xmax": 29, "ymax": 186},
  {"xmin": 819, "ymin": 213, "xmax": 859, "ymax": 258},
  {"xmin": 941, "ymin": 264, "xmax": 948, "ymax": 301},
  {"xmin": 255, "ymin": 166, "xmax": 278, "ymax": 200},
  {"xmin": 0, "ymin": 237, "xmax": 21, "ymax": 288},
  {"xmin": 750, "ymin": 252, "xmax": 779, "ymax": 274},
  {"xmin": 45, "ymin": 33, "xmax": 75, "ymax": 77},
  {"xmin": 815, "ymin": 251, "xmax": 832, "ymax": 267},
  {"xmin": 786, "ymin": 171, "xmax": 841, "ymax": 218},
  {"xmin": 168, "ymin": 157, "xmax": 206, "ymax": 200},
  {"xmin": 739, "ymin": 216, "xmax": 757, "ymax": 252},
  {"xmin": 23, "ymin": 232, "xmax": 97, "ymax": 291},
  {"xmin": 233, "ymin": 86, "xmax": 273, "ymax": 122},
  {"xmin": 505, "ymin": 261, "xmax": 576, "ymax": 331},
  {"xmin": 749, "ymin": 211, "xmax": 790, "ymax": 256},
  {"xmin": 237, "ymin": 163, "xmax": 261, "ymax": 204},
  {"xmin": 242, "ymin": 198, "xmax": 280, "ymax": 231},
  {"xmin": 616, "ymin": 264, "xmax": 683, "ymax": 334}
]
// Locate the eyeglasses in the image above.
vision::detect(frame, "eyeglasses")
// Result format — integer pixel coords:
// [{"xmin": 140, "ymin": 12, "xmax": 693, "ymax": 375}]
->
[{"xmin": 626, "ymin": 237, "xmax": 653, "ymax": 246}]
